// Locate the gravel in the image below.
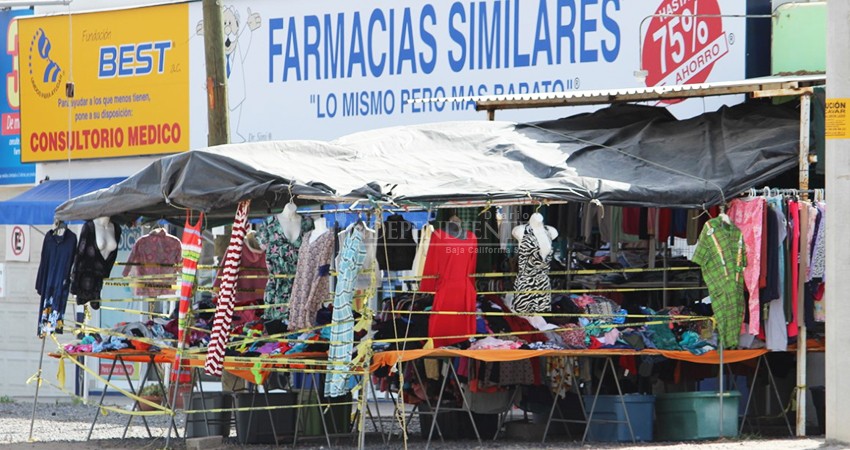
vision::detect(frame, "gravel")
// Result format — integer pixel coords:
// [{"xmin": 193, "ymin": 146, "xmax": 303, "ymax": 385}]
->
[{"xmin": 0, "ymin": 399, "xmax": 844, "ymax": 449}]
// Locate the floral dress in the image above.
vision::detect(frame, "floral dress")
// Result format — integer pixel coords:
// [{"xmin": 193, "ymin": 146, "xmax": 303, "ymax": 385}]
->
[{"xmin": 256, "ymin": 216, "xmax": 313, "ymax": 322}]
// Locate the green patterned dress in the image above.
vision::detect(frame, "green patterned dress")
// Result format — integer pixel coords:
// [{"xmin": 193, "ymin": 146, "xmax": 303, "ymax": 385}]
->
[{"xmin": 256, "ymin": 216, "xmax": 313, "ymax": 322}]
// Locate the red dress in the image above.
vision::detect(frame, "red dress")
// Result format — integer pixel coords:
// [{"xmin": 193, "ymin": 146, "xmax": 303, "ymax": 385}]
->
[{"xmin": 420, "ymin": 229, "xmax": 478, "ymax": 348}]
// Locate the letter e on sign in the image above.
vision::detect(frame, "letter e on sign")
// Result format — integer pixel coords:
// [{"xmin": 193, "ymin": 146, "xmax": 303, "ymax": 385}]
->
[{"xmin": 6, "ymin": 225, "xmax": 29, "ymax": 261}]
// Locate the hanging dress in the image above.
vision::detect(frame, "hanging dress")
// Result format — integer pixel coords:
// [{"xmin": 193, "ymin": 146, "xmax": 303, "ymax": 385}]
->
[
  {"xmin": 70, "ymin": 220, "xmax": 121, "ymax": 307},
  {"xmin": 256, "ymin": 215, "xmax": 313, "ymax": 322},
  {"xmin": 206, "ymin": 200, "xmax": 251, "ymax": 376},
  {"xmin": 175, "ymin": 212, "xmax": 204, "ymax": 384},
  {"xmin": 420, "ymin": 229, "xmax": 478, "ymax": 348},
  {"xmin": 35, "ymin": 229, "xmax": 78, "ymax": 336},
  {"xmin": 692, "ymin": 217, "xmax": 747, "ymax": 349},
  {"xmin": 287, "ymin": 229, "xmax": 335, "ymax": 331},
  {"xmin": 512, "ymin": 225, "xmax": 553, "ymax": 314},
  {"xmin": 325, "ymin": 225, "xmax": 368, "ymax": 397},
  {"xmin": 123, "ymin": 229, "xmax": 182, "ymax": 298}
]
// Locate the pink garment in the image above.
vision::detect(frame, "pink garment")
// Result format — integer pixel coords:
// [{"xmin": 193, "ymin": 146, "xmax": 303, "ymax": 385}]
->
[
  {"xmin": 727, "ymin": 198, "xmax": 765, "ymax": 335},
  {"xmin": 123, "ymin": 230, "xmax": 182, "ymax": 297},
  {"xmin": 470, "ymin": 337, "xmax": 523, "ymax": 350},
  {"xmin": 572, "ymin": 295, "xmax": 595, "ymax": 309},
  {"xmin": 787, "ymin": 201, "xmax": 800, "ymax": 338},
  {"xmin": 599, "ymin": 328, "xmax": 620, "ymax": 346}
]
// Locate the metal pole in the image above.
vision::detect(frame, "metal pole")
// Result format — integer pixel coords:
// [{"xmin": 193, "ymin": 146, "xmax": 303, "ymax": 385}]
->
[
  {"xmin": 718, "ymin": 343, "xmax": 724, "ymax": 437},
  {"xmin": 27, "ymin": 337, "xmax": 47, "ymax": 442},
  {"xmin": 796, "ymin": 93, "xmax": 811, "ymax": 436}
]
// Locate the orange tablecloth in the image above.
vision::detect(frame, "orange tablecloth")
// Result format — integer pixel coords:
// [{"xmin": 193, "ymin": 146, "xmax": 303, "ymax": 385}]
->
[
  {"xmin": 55, "ymin": 349, "xmax": 329, "ymax": 384},
  {"xmin": 370, "ymin": 348, "xmax": 768, "ymax": 372},
  {"xmin": 158, "ymin": 348, "xmax": 328, "ymax": 383},
  {"xmin": 50, "ymin": 349, "xmax": 171, "ymax": 364}
]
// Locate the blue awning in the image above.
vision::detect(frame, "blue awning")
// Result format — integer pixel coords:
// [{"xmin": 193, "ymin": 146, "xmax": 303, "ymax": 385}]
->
[{"xmin": 0, "ymin": 177, "xmax": 125, "ymax": 225}]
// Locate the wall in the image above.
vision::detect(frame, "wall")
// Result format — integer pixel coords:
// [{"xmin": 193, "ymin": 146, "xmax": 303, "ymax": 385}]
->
[
  {"xmin": 771, "ymin": 1, "xmax": 825, "ymax": 74},
  {"xmin": 0, "ymin": 225, "xmax": 76, "ymax": 398}
]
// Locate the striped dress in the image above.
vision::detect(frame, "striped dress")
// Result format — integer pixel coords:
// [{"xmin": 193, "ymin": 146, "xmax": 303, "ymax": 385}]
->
[
  {"xmin": 325, "ymin": 226, "xmax": 367, "ymax": 397},
  {"xmin": 205, "ymin": 200, "xmax": 251, "ymax": 376},
  {"xmin": 512, "ymin": 226, "xmax": 553, "ymax": 314},
  {"xmin": 173, "ymin": 212, "xmax": 204, "ymax": 383}
]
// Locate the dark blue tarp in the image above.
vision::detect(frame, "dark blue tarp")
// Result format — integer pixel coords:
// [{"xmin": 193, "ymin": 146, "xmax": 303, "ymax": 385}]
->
[{"xmin": 0, "ymin": 177, "xmax": 124, "ymax": 224}]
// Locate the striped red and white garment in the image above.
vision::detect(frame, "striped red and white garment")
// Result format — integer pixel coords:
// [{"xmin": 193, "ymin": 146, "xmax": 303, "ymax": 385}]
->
[
  {"xmin": 205, "ymin": 200, "xmax": 251, "ymax": 376},
  {"xmin": 172, "ymin": 212, "xmax": 204, "ymax": 384}
]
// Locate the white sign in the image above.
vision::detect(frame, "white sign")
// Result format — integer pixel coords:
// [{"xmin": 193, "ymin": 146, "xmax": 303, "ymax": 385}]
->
[
  {"xmin": 5, "ymin": 225, "xmax": 29, "ymax": 262},
  {"xmin": 186, "ymin": 0, "xmax": 746, "ymax": 146}
]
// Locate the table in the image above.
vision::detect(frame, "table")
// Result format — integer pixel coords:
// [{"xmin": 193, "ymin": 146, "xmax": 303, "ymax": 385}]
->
[
  {"xmin": 51, "ymin": 350, "xmax": 180, "ymax": 441},
  {"xmin": 370, "ymin": 348, "xmax": 769, "ymax": 446}
]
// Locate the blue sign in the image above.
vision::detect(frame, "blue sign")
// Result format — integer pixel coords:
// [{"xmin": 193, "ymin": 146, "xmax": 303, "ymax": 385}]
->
[{"xmin": 0, "ymin": 9, "xmax": 35, "ymax": 185}]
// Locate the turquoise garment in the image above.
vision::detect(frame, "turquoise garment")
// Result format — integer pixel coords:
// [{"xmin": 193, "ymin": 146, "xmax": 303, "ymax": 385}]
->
[{"xmin": 325, "ymin": 226, "xmax": 368, "ymax": 398}]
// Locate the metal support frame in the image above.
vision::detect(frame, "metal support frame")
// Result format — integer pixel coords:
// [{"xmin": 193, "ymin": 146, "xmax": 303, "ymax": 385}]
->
[
  {"xmin": 421, "ymin": 359, "xmax": 482, "ymax": 450},
  {"xmin": 737, "ymin": 355, "xmax": 794, "ymax": 437},
  {"xmin": 27, "ymin": 337, "xmax": 47, "ymax": 442},
  {"xmin": 542, "ymin": 357, "xmax": 586, "ymax": 443},
  {"xmin": 796, "ymin": 93, "xmax": 812, "ymax": 437},
  {"xmin": 84, "ymin": 354, "xmax": 179, "ymax": 441},
  {"xmin": 541, "ymin": 356, "xmax": 636, "ymax": 444},
  {"xmin": 232, "ymin": 382, "xmax": 280, "ymax": 447},
  {"xmin": 385, "ymin": 358, "xmax": 483, "ymax": 449},
  {"xmin": 124, "ymin": 356, "xmax": 180, "ymax": 439},
  {"xmin": 291, "ymin": 372, "xmax": 334, "ymax": 448},
  {"xmin": 385, "ymin": 359, "xmax": 445, "ymax": 445}
]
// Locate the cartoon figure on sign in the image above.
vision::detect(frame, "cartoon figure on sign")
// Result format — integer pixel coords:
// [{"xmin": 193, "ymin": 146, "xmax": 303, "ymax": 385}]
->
[{"xmin": 197, "ymin": 5, "xmax": 261, "ymax": 143}]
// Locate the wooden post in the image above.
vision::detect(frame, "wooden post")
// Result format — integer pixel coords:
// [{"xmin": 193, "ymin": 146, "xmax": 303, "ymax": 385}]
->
[{"xmin": 202, "ymin": 0, "xmax": 230, "ymax": 146}]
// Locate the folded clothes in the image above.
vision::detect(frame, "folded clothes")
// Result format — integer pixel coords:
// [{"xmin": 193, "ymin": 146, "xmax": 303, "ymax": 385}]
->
[
  {"xmin": 522, "ymin": 315, "xmax": 559, "ymax": 331},
  {"xmin": 470, "ymin": 336, "xmax": 523, "ymax": 350}
]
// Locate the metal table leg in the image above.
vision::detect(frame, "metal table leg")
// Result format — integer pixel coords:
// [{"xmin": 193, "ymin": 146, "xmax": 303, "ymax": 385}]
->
[
  {"xmin": 581, "ymin": 357, "xmax": 636, "ymax": 444},
  {"xmin": 87, "ymin": 357, "xmax": 118, "ymax": 441},
  {"xmin": 122, "ymin": 356, "xmax": 153, "ymax": 439},
  {"xmin": 447, "ymin": 360, "xmax": 481, "ymax": 443}
]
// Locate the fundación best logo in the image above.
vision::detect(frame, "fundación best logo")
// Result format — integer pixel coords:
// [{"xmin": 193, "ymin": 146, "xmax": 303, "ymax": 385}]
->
[
  {"xmin": 28, "ymin": 27, "xmax": 63, "ymax": 99},
  {"xmin": 642, "ymin": 0, "xmax": 731, "ymax": 103}
]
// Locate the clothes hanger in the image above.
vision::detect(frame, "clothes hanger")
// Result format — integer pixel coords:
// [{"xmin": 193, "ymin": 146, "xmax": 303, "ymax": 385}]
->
[
  {"xmin": 692, "ymin": 204, "xmax": 711, "ymax": 222},
  {"xmin": 478, "ymin": 197, "xmax": 492, "ymax": 217},
  {"xmin": 53, "ymin": 218, "xmax": 67, "ymax": 236},
  {"xmin": 718, "ymin": 204, "xmax": 731, "ymax": 225}
]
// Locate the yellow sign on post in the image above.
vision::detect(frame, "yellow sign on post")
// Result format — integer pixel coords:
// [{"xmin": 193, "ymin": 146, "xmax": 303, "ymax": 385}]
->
[
  {"xmin": 826, "ymin": 98, "xmax": 850, "ymax": 140},
  {"xmin": 19, "ymin": 3, "xmax": 189, "ymax": 162}
]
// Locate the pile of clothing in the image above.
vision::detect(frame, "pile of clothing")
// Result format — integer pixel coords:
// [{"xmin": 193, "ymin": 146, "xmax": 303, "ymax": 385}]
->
[{"xmin": 64, "ymin": 319, "xmax": 172, "ymax": 353}]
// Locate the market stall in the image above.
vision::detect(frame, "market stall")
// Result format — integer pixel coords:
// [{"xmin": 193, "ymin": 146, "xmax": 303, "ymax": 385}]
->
[{"xmin": 34, "ymin": 99, "xmax": 814, "ymax": 447}]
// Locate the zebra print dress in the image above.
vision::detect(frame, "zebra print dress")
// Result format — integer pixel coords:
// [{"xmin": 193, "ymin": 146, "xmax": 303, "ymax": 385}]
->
[{"xmin": 512, "ymin": 225, "xmax": 553, "ymax": 313}]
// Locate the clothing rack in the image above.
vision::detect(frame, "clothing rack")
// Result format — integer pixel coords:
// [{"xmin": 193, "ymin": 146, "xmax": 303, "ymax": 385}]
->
[
  {"xmin": 738, "ymin": 184, "xmax": 826, "ymax": 436},
  {"xmin": 294, "ymin": 197, "xmax": 573, "ymax": 216},
  {"xmin": 740, "ymin": 187, "xmax": 824, "ymax": 198}
]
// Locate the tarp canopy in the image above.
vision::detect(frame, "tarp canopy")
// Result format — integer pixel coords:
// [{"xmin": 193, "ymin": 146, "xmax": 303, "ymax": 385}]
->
[
  {"xmin": 55, "ymin": 102, "xmax": 800, "ymax": 223},
  {"xmin": 1, "ymin": 177, "xmax": 125, "ymax": 225}
]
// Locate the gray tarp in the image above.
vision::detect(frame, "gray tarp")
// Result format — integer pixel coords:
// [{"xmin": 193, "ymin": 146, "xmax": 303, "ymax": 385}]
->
[{"xmin": 55, "ymin": 102, "xmax": 800, "ymax": 222}]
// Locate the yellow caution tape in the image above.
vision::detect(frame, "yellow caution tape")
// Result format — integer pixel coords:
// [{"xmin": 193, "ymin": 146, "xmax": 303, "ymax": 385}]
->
[
  {"xmin": 25, "ymin": 370, "xmax": 42, "ymax": 387},
  {"xmin": 56, "ymin": 356, "xmax": 65, "ymax": 388}
]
